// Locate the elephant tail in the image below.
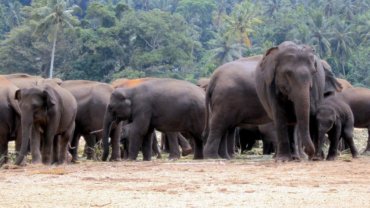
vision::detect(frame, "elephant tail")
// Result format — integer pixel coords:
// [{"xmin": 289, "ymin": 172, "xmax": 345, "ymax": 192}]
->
[{"xmin": 202, "ymin": 78, "xmax": 215, "ymax": 142}]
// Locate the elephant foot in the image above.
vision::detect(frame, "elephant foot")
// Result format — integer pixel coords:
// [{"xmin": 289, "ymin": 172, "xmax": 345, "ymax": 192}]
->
[
  {"xmin": 156, "ymin": 154, "xmax": 162, "ymax": 159},
  {"xmin": 312, "ymin": 154, "xmax": 324, "ymax": 161},
  {"xmin": 182, "ymin": 148, "xmax": 192, "ymax": 157},
  {"xmin": 274, "ymin": 154, "xmax": 292, "ymax": 162},
  {"xmin": 32, "ymin": 158, "xmax": 42, "ymax": 165},
  {"xmin": 110, "ymin": 157, "xmax": 122, "ymax": 162},
  {"xmin": 326, "ymin": 155, "xmax": 337, "ymax": 161},
  {"xmin": 352, "ymin": 152, "xmax": 359, "ymax": 159}
]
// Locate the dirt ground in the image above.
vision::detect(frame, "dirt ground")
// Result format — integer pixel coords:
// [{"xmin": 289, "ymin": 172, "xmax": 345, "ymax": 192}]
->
[{"xmin": 0, "ymin": 130, "xmax": 369, "ymax": 208}]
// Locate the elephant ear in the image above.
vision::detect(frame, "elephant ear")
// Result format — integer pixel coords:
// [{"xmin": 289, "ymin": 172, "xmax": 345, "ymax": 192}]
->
[
  {"xmin": 15, "ymin": 89, "xmax": 21, "ymax": 100},
  {"xmin": 321, "ymin": 60, "xmax": 342, "ymax": 96},
  {"xmin": 260, "ymin": 46, "xmax": 279, "ymax": 85},
  {"xmin": 43, "ymin": 86, "xmax": 57, "ymax": 108}
]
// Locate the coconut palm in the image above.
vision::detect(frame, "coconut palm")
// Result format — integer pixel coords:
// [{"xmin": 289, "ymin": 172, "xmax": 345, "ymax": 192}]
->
[{"xmin": 34, "ymin": 0, "xmax": 78, "ymax": 78}]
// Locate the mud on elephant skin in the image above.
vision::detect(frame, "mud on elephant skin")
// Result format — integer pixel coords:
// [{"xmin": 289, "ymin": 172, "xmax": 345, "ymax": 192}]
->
[
  {"xmin": 14, "ymin": 82, "xmax": 77, "ymax": 165},
  {"xmin": 314, "ymin": 95, "xmax": 358, "ymax": 161},
  {"xmin": 255, "ymin": 41, "xmax": 341, "ymax": 162},
  {"xmin": 102, "ymin": 78, "xmax": 205, "ymax": 161}
]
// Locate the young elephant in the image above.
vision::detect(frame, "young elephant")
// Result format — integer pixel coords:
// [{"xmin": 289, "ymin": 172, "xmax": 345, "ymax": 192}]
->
[
  {"xmin": 102, "ymin": 78, "xmax": 205, "ymax": 161},
  {"xmin": 14, "ymin": 82, "xmax": 77, "ymax": 165},
  {"xmin": 314, "ymin": 95, "xmax": 358, "ymax": 161}
]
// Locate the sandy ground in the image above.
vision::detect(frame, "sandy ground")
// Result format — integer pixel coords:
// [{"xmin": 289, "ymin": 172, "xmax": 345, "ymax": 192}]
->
[{"xmin": 0, "ymin": 129, "xmax": 369, "ymax": 208}]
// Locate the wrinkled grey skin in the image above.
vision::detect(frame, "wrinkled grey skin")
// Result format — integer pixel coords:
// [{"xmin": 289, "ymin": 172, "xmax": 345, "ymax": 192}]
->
[
  {"xmin": 203, "ymin": 55, "xmax": 272, "ymax": 159},
  {"xmin": 255, "ymin": 41, "xmax": 341, "ymax": 162},
  {"xmin": 314, "ymin": 95, "xmax": 358, "ymax": 161},
  {"xmin": 0, "ymin": 76, "xmax": 22, "ymax": 166},
  {"xmin": 60, "ymin": 80, "xmax": 122, "ymax": 162},
  {"xmin": 14, "ymin": 82, "xmax": 77, "ymax": 165},
  {"xmin": 102, "ymin": 78, "xmax": 205, "ymax": 161}
]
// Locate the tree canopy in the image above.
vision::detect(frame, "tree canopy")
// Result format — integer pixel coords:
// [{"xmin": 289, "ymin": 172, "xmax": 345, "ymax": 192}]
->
[{"xmin": 0, "ymin": 0, "xmax": 369, "ymax": 86}]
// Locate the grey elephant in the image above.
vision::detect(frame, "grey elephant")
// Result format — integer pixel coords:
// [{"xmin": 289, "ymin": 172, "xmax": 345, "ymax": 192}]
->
[
  {"xmin": 60, "ymin": 80, "xmax": 122, "ymax": 162},
  {"xmin": 337, "ymin": 87, "xmax": 370, "ymax": 154},
  {"xmin": 202, "ymin": 55, "xmax": 272, "ymax": 159},
  {"xmin": 15, "ymin": 81, "xmax": 77, "ymax": 165},
  {"xmin": 255, "ymin": 41, "xmax": 341, "ymax": 161},
  {"xmin": 0, "ymin": 76, "xmax": 22, "ymax": 166},
  {"xmin": 102, "ymin": 78, "xmax": 205, "ymax": 161},
  {"xmin": 314, "ymin": 94, "xmax": 358, "ymax": 160}
]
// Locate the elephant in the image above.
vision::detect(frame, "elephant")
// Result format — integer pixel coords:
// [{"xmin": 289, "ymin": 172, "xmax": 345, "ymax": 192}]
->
[
  {"xmin": 0, "ymin": 76, "xmax": 21, "ymax": 166},
  {"xmin": 60, "ymin": 80, "xmax": 122, "ymax": 162},
  {"xmin": 336, "ymin": 87, "xmax": 370, "ymax": 154},
  {"xmin": 237, "ymin": 123, "xmax": 277, "ymax": 155},
  {"xmin": 111, "ymin": 78, "xmax": 193, "ymax": 160},
  {"xmin": 14, "ymin": 81, "xmax": 77, "ymax": 165},
  {"xmin": 202, "ymin": 55, "xmax": 273, "ymax": 159},
  {"xmin": 314, "ymin": 95, "xmax": 358, "ymax": 160},
  {"xmin": 255, "ymin": 41, "xmax": 342, "ymax": 161},
  {"xmin": 102, "ymin": 78, "xmax": 205, "ymax": 161}
]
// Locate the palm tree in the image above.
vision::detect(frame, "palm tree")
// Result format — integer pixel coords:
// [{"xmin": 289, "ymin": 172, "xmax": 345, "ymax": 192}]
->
[
  {"xmin": 328, "ymin": 22, "xmax": 355, "ymax": 76},
  {"xmin": 306, "ymin": 12, "xmax": 332, "ymax": 58},
  {"xmin": 34, "ymin": 0, "xmax": 78, "ymax": 78}
]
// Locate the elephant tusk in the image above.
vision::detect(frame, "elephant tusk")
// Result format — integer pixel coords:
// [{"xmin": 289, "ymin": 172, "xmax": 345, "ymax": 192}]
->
[{"xmin": 90, "ymin": 129, "xmax": 103, "ymax": 134}]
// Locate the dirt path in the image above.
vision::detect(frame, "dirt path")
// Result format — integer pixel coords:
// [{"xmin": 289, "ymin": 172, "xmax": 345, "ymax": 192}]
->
[{"xmin": 0, "ymin": 155, "xmax": 369, "ymax": 208}]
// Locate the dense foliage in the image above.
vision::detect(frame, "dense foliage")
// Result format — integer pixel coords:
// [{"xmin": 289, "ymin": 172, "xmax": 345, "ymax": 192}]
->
[{"xmin": 0, "ymin": 0, "xmax": 369, "ymax": 86}]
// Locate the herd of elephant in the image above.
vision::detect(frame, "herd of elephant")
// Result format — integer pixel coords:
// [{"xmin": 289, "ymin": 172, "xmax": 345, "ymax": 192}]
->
[{"xmin": 0, "ymin": 41, "xmax": 370, "ymax": 166}]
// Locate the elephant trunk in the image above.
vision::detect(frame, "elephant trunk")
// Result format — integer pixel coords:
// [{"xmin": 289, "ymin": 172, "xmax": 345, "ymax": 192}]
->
[
  {"xmin": 102, "ymin": 109, "xmax": 114, "ymax": 161},
  {"xmin": 314, "ymin": 129, "xmax": 327, "ymax": 160},
  {"xmin": 293, "ymin": 86, "xmax": 315, "ymax": 159},
  {"xmin": 15, "ymin": 117, "xmax": 32, "ymax": 165}
]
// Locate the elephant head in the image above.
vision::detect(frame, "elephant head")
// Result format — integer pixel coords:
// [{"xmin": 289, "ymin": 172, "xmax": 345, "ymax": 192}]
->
[
  {"xmin": 14, "ymin": 86, "xmax": 56, "ymax": 165},
  {"xmin": 102, "ymin": 89, "xmax": 132, "ymax": 161},
  {"xmin": 257, "ymin": 41, "xmax": 324, "ymax": 158}
]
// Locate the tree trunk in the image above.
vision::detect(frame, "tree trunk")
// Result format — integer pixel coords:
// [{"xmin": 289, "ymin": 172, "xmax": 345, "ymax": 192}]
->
[{"xmin": 49, "ymin": 23, "xmax": 59, "ymax": 78}]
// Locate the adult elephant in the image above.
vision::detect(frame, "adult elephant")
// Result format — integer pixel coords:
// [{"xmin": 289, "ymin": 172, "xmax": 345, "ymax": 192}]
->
[
  {"xmin": 255, "ymin": 41, "xmax": 341, "ymax": 161},
  {"xmin": 102, "ymin": 78, "xmax": 205, "ymax": 161},
  {"xmin": 14, "ymin": 81, "xmax": 77, "ymax": 165},
  {"xmin": 203, "ymin": 55, "xmax": 272, "ymax": 159},
  {"xmin": 337, "ymin": 87, "xmax": 370, "ymax": 154},
  {"xmin": 60, "ymin": 80, "xmax": 122, "ymax": 162},
  {"xmin": 0, "ymin": 76, "xmax": 21, "ymax": 166},
  {"xmin": 112, "ymin": 78, "xmax": 192, "ymax": 160}
]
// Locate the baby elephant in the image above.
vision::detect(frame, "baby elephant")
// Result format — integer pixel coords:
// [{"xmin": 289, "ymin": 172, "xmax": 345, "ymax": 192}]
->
[{"xmin": 314, "ymin": 95, "xmax": 359, "ymax": 161}]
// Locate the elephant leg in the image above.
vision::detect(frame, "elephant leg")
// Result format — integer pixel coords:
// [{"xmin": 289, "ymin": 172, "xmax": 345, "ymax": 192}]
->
[
  {"xmin": 204, "ymin": 120, "xmax": 228, "ymax": 159},
  {"xmin": 167, "ymin": 133, "xmax": 181, "ymax": 160},
  {"xmin": 327, "ymin": 125, "xmax": 341, "ymax": 161},
  {"xmin": 42, "ymin": 125, "xmax": 58, "ymax": 165},
  {"xmin": 31, "ymin": 128, "xmax": 42, "ymax": 164},
  {"xmin": 151, "ymin": 134, "xmax": 162, "ymax": 159},
  {"xmin": 110, "ymin": 124, "xmax": 122, "ymax": 161},
  {"xmin": 227, "ymin": 128, "xmax": 236, "ymax": 158},
  {"xmin": 274, "ymin": 108, "xmax": 292, "ymax": 162},
  {"xmin": 178, "ymin": 134, "xmax": 192, "ymax": 156},
  {"xmin": 52, "ymin": 136, "xmax": 59, "ymax": 164},
  {"xmin": 85, "ymin": 134, "xmax": 96, "ymax": 160},
  {"xmin": 69, "ymin": 131, "xmax": 80, "ymax": 162},
  {"xmin": 0, "ymin": 135, "xmax": 8, "ymax": 166},
  {"xmin": 142, "ymin": 131, "xmax": 153, "ymax": 161},
  {"xmin": 128, "ymin": 121, "xmax": 149, "ymax": 161},
  {"xmin": 363, "ymin": 127, "xmax": 370, "ymax": 154},
  {"xmin": 218, "ymin": 133, "xmax": 230, "ymax": 159},
  {"xmin": 58, "ymin": 124, "xmax": 74, "ymax": 164},
  {"xmin": 342, "ymin": 125, "xmax": 358, "ymax": 159},
  {"xmin": 160, "ymin": 133, "xmax": 169, "ymax": 153},
  {"xmin": 192, "ymin": 136, "xmax": 204, "ymax": 160}
]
